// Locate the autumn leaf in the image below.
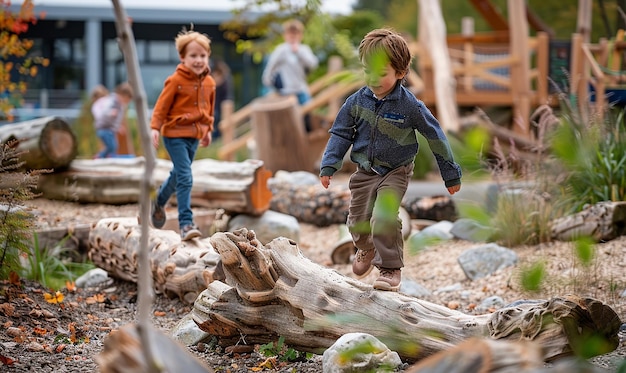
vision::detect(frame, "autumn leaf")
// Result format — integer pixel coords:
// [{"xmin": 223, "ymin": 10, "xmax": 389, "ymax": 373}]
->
[
  {"xmin": 33, "ymin": 327, "xmax": 48, "ymax": 336},
  {"xmin": 0, "ymin": 353, "xmax": 16, "ymax": 365},
  {"xmin": 43, "ymin": 291, "xmax": 64, "ymax": 304},
  {"xmin": 85, "ymin": 294, "xmax": 105, "ymax": 304},
  {"xmin": 65, "ymin": 281, "xmax": 76, "ymax": 292},
  {"xmin": 8, "ymin": 271, "xmax": 20, "ymax": 286},
  {"xmin": 153, "ymin": 311, "xmax": 166, "ymax": 317}
]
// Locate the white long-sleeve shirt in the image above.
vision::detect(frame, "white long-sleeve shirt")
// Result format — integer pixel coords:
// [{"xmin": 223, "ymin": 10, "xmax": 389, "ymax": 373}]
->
[{"xmin": 262, "ymin": 42, "xmax": 318, "ymax": 96}]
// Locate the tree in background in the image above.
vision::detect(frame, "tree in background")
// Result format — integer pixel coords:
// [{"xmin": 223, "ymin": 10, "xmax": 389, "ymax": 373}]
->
[
  {"xmin": 219, "ymin": 0, "xmax": 383, "ymax": 76},
  {"xmin": 0, "ymin": 0, "xmax": 48, "ymax": 122}
]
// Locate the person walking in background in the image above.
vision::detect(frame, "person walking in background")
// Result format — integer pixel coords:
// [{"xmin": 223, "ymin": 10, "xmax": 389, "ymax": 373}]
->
[
  {"xmin": 150, "ymin": 27, "xmax": 215, "ymax": 241},
  {"xmin": 262, "ymin": 19, "xmax": 318, "ymax": 130},
  {"xmin": 210, "ymin": 59, "xmax": 234, "ymax": 139},
  {"xmin": 91, "ymin": 82, "xmax": 133, "ymax": 159},
  {"xmin": 319, "ymin": 28, "xmax": 462, "ymax": 292}
]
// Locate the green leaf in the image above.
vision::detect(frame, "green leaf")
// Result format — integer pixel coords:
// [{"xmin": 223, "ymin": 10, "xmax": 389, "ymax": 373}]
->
[{"xmin": 520, "ymin": 261, "xmax": 545, "ymax": 292}]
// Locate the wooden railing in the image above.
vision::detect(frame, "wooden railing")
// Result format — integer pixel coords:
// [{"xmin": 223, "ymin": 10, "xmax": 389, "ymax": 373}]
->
[
  {"xmin": 571, "ymin": 30, "xmax": 626, "ymax": 119},
  {"xmin": 217, "ymin": 56, "xmax": 363, "ymax": 161},
  {"xmin": 416, "ymin": 32, "xmax": 550, "ymax": 109}
]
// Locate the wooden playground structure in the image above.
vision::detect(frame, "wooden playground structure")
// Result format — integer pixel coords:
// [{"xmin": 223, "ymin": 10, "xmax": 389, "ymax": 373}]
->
[{"xmin": 217, "ymin": 0, "xmax": 624, "ymax": 173}]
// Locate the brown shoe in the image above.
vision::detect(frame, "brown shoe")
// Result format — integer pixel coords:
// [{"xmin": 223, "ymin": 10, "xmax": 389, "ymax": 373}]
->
[
  {"xmin": 373, "ymin": 268, "xmax": 401, "ymax": 291},
  {"xmin": 352, "ymin": 249, "xmax": 375, "ymax": 277}
]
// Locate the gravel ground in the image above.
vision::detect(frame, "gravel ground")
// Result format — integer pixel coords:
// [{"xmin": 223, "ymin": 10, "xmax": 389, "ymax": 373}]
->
[{"xmin": 1, "ymin": 198, "xmax": 625, "ymax": 372}]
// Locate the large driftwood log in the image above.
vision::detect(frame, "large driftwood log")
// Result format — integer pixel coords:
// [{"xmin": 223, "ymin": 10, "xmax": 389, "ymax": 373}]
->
[
  {"xmin": 0, "ymin": 116, "xmax": 77, "ymax": 170},
  {"xmin": 551, "ymin": 201, "xmax": 626, "ymax": 242},
  {"xmin": 88, "ymin": 218, "xmax": 223, "ymax": 303},
  {"xmin": 192, "ymin": 228, "xmax": 620, "ymax": 363},
  {"xmin": 37, "ymin": 157, "xmax": 272, "ymax": 215}
]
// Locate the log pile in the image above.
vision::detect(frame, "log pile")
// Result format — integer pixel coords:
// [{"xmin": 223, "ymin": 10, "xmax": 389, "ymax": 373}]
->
[
  {"xmin": 88, "ymin": 218, "xmax": 223, "ymax": 303},
  {"xmin": 37, "ymin": 157, "xmax": 272, "ymax": 215},
  {"xmin": 268, "ymin": 181, "xmax": 351, "ymax": 226},
  {"xmin": 0, "ymin": 116, "xmax": 77, "ymax": 170},
  {"xmin": 191, "ymin": 228, "xmax": 621, "ymax": 363}
]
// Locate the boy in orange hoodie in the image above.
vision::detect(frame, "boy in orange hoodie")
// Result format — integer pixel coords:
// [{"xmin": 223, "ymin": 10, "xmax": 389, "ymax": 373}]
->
[{"xmin": 150, "ymin": 28, "xmax": 215, "ymax": 241}]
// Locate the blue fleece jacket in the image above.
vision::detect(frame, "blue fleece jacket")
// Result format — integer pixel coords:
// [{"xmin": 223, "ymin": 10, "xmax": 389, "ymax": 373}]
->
[{"xmin": 319, "ymin": 82, "xmax": 462, "ymax": 187}]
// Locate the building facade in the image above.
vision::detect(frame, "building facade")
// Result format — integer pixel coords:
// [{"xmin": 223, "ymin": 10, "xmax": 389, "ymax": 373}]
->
[{"xmin": 9, "ymin": 2, "xmax": 262, "ymax": 119}]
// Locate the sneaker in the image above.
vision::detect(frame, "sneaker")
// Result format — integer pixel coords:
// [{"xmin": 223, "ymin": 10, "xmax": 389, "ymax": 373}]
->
[
  {"xmin": 151, "ymin": 200, "xmax": 166, "ymax": 229},
  {"xmin": 352, "ymin": 249, "xmax": 375, "ymax": 277},
  {"xmin": 181, "ymin": 224, "xmax": 202, "ymax": 241},
  {"xmin": 373, "ymin": 268, "xmax": 401, "ymax": 292}
]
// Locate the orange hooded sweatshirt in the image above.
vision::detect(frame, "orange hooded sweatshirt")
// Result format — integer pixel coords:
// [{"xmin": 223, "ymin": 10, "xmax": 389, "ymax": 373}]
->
[{"xmin": 150, "ymin": 63, "xmax": 216, "ymax": 139}]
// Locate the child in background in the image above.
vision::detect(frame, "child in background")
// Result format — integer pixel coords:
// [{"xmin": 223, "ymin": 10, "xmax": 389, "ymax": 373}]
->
[
  {"xmin": 262, "ymin": 19, "xmax": 318, "ymax": 124},
  {"xmin": 150, "ymin": 28, "xmax": 215, "ymax": 241},
  {"xmin": 319, "ymin": 28, "xmax": 462, "ymax": 291},
  {"xmin": 91, "ymin": 82, "xmax": 133, "ymax": 159}
]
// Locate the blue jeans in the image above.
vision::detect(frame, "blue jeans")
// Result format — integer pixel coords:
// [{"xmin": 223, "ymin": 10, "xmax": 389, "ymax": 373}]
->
[
  {"xmin": 96, "ymin": 129, "xmax": 118, "ymax": 158},
  {"xmin": 157, "ymin": 137, "xmax": 199, "ymax": 228}
]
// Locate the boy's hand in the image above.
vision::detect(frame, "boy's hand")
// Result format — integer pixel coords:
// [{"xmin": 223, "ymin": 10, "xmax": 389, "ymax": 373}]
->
[
  {"xmin": 320, "ymin": 175, "xmax": 331, "ymax": 189},
  {"xmin": 447, "ymin": 184, "xmax": 461, "ymax": 195},
  {"xmin": 200, "ymin": 132, "xmax": 212, "ymax": 147},
  {"xmin": 151, "ymin": 129, "xmax": 160, "ymax": 149}
]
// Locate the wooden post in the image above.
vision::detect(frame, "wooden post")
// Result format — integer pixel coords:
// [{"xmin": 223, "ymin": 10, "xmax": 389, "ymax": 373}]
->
[
  {"xmin": 508, "ymin": 0, "xmax": 532, "ymax": 138},
  {"xmin": 418, "ymin": 0, "xmax": 460, "ymax": 133},
  {"xmin": 251, "ymin": 95, "xmax": 311, "ymax": 173},
  {"xmin": 576, "ymin": 0, "xmax": 593, "ymax": 122},
  {"xmin": 219, "ymin": 100, "xmax": 235, "ymax": 160}
]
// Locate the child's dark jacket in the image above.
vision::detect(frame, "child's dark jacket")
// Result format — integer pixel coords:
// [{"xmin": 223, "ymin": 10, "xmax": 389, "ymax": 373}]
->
[{"xmin": 320, "ymin": 83, "xmax": 462, "ymax": 187}]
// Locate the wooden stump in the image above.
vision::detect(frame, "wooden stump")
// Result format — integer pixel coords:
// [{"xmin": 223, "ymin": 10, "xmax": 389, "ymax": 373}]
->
[
  {"xmin": 0, "ymin": 116, "xmax": 77, "ymax": 170},
  {"xmin": 191, "ymin": 228, "xmax": 621, "ymax": 363},
  {"xmin": 251, "ymin": 95, "xmax": 312, "ymax": 173}
]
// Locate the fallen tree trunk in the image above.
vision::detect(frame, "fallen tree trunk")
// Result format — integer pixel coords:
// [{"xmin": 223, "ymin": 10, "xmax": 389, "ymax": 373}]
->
[
  {"xmin": 551, "ymin": 201, "xmax": 626, "ymax": 242},
  {"xmin": 37, "ymin": 157, "xmax": 272, "ymax": 215},
  {"xmin": 0, "ymin": 116, "xmax": 77, "ymax": 170},
  {"xmin": 191, "ymin": 228, "xmax": 620, "ymax": 363},
  {"xmin": 88, "ymin": 217, "xmax": 223, "ymax": 304}
]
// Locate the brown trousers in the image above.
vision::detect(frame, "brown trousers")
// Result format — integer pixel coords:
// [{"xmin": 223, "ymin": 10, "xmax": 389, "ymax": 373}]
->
[{"xmin": 347, "ymin": 162, "xmax": 413, "ymax": 269}]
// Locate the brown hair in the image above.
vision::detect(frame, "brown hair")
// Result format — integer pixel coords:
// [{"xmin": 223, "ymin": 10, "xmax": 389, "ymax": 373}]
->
[
  {"xmin": 115, "ymin": 82, "xmax": 133, "ymax": 99},
  {"xmin": 89, "ymin": 84, "xmax": 109, "ymax": 104},
  {"xmin": 175, "ymin": 27, "xmax": 211, "ymax": 57},
  {"xmin": 282, "ymin": 19, "xmax": 304, "ymax": 34},
  {"xmin": 358, "ymin": 28, "xmax": 411, "ymax": 78}
]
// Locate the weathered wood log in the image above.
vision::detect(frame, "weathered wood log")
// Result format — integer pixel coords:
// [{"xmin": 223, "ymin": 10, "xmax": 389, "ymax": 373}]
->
[
  {"xmin": 551, "ymin": 201, "xmax": 626, "ymax": 242},
  {"xmin": 192, "ymin": 228, "xmax": 620, "ymax": 363},
  {"xmin": 0, "ymin": 116, "xmax": 77, "ymax": 170},
  {"xmin": 88, "ymin": 217, "xmax": 223, "ymax": 304},
  {"xmin": 96, "ymin": 323, "xmax": 212, "ymax": 373},
  {"xmin": 37, "ymin": 157, "xmax": 272, "ymax": 215}
]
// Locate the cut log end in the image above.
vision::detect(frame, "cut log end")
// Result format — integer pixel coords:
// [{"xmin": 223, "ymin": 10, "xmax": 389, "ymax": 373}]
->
[{"xmin": 41, "ymin": 118, "xmax": 77, "ymax": 166}]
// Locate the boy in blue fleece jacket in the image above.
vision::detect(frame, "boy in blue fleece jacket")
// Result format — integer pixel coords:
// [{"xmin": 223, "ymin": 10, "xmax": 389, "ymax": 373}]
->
[{"xmin": 319, "ymin": 28, "xmax": 462, "ymax": 291}]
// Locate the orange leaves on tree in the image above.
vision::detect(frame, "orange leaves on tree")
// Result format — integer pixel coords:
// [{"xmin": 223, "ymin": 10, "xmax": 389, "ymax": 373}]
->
[
  {"xmin": 43, "ymin": 291, "xmax": 64, "ymax": 304},
  {"xmin": 0, "ymin": 0, "xmax": 46, "ymax": 120}
]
